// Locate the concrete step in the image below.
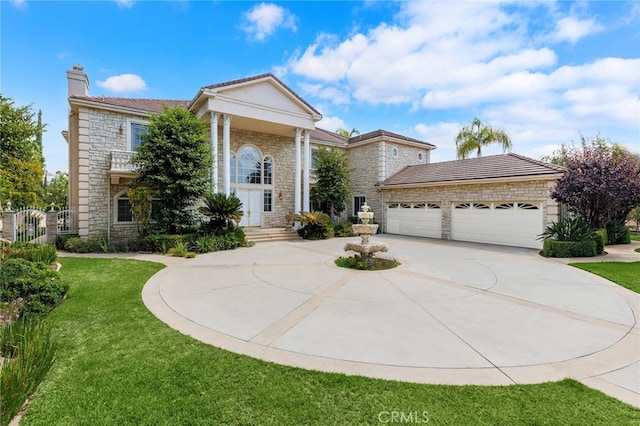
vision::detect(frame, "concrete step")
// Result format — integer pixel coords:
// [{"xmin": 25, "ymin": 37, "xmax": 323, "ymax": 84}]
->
[{"xmin": 243, "ymin": 227, "xmax": 301, "ymax": 243}]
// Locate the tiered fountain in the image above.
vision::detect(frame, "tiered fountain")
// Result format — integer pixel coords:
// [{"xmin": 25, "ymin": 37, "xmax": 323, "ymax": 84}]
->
[{"xmin": 343, "ymin": 202, "xmax": 389, "ymax": 268}]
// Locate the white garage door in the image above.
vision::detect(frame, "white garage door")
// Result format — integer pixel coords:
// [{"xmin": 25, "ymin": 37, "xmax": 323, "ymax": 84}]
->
[
  {"xmin": 451, "ymin": 202, "xmax": 543, "ymax": 249},
  {"xmin": 386, "ymin": 203, "xmax": 442, "ymax": 239}
]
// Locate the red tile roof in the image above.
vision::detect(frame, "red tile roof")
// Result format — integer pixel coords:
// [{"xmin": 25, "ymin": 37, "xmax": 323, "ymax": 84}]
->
[
  {"xmin": 310, "ymin": 127, "xmax": 349, "ymax": 145},
  {"xmin": 381, "ymin": 153, "xmax": 565, "ymax": 186}
]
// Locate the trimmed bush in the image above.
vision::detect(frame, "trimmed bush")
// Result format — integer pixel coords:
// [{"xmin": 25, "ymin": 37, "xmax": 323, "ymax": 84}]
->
[
  {"xmin": 594, "ymin": 229, "xmax": 607, "ymax": 254},
  {"xmin": 544, "ymin": 239, "xmax": 597, "ymax": 258},
  {"xmin": 0, "ymin": 259, "xmax": 68, "ymax": 316}
]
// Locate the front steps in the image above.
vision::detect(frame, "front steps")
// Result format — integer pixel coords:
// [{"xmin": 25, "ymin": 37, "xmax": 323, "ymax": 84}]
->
[{"xmin": 243, "ymin": 227, "xmax": 301, "ymax": 243}]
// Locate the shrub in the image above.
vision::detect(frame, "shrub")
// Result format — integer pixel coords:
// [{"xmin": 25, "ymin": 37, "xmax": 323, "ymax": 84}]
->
[
  {"xmin": 2, "ymin": 243, "xmax": 57, "ymax": 265},
  {"xmin": 0, "ymin": 259, "xmax": 68, "ymax": 316},
  {"xmin": 594, "ymin": 229, "xmax": 606, "ymax": 254},
  {"xmin": 539, "ymin": 215, "xmax": 594, "ymax": 242},
  {"xmin": 136, "ymin": 234, "xmax": 185, "ymax": 254},
  {"xmin": 0, "ymin": 317, "xmax": 57, "ymax": 426},
  {"xmin": 198, "ymin": 192, "xmax": 243, "ymax": 232},
  {"xmin": 333, "ymin": 222, "xmax": 354, "ymax": 237},
  {"xmin": 605, "ymin": 219, "xmax": 631, "ymax": 245},
  {"xmin": 192, "ymin": 235, "xmax": 217, "ymax": 253},
  {"xmin": 55, "ymin": 233, "xmax": 78, "ymax": 250},
  {"xmin": 63, "ymin": 236, "xmax": 108, "ymax": 253},
  {"xmin": 293, "ymin": 211, "xmax": 333, "ymax": 240},
  {"xmin": 167, "ymin": 241, "xmax": 190, "ymax": 257},
  {"xmin": 543, "ymin": 239, "xmax": 597, "ymax": 258}
]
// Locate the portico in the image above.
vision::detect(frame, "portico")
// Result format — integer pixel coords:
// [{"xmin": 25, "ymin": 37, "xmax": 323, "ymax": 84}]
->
[{"xmin": 191, "ymin": 74, "xmax": 322, "ymax": 226}]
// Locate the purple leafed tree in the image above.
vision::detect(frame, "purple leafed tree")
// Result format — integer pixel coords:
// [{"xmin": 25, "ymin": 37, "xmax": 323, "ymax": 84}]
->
[{"xmin": 551, "ymin": 142, "xmax": 640, "ymax": 229}]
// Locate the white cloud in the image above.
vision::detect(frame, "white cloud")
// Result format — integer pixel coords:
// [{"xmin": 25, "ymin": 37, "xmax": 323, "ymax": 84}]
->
[
  {"xmin": 97, "ymin": 74, "xmax": 147, "ymax": 94},
  {"xmin": 11, "ymin": 0, "xmax": 27, "ymax": 8},
  {"xmin": 115, "ymin": 0, "xmax": 134, "ymax": 9},
  {"xmin": 316, "ymin": 116, "xmax": 346, "ymax": 134},
  {"xmin": 241, "ymin": 3, "xmax": 296, "ymax": 42},
  {"xmin": 552, "ymin": 16, "xmax": 603, "ymax": 43}
]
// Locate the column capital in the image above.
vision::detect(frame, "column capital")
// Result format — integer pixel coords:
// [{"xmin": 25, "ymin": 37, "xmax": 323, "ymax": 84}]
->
[
  {"xmin": 223, "ymin": 114, "xmax": 232, "ymax": 125},
  {"xmin": 210, "ymin": 112, "xmax": 220, "ymax": 124},
  {"xmin": 295, "ymin": 128, "xmax": 302, "ymax": 138}
]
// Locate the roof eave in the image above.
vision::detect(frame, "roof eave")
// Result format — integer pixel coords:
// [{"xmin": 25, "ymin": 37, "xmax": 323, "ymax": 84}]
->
[
  {"xmin": 69, "ymin": 97, "xmax": 152, "ymax": 117},
  {"xmin": 378, "ymin": 173, "xmax": 564, "ymax": 190}
]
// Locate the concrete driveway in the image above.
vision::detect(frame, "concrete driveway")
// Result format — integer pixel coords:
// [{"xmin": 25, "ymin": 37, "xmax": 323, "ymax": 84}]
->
[{"xmin": 142, "ymin": 235, "xmax": 640, "ymax": 407}]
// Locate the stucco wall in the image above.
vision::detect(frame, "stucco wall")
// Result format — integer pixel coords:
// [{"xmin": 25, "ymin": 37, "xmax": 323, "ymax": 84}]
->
[{"xmin": 381, "ymin": 180, "xmax": 559, "ymax": 239}]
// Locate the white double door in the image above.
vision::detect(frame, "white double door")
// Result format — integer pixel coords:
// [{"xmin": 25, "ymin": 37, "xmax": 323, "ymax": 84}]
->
[{"xmin": 235, "ymin": 189, "xmax": 262, "ymax": 227}]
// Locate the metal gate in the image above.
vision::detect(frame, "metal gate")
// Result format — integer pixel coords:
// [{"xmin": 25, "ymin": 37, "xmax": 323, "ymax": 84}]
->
[
  {"xmin": 14, "ymin": 207, "xmax": 47, "ymax": 243},
  {"xmin": 57, "ymin": 208, "xmax": 77, "ymax": 234}
]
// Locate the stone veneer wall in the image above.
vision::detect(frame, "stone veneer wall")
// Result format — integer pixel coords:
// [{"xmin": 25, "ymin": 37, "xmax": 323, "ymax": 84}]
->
[
  {"xmin": 77, "ymin": 107, "xmax": 145, "ymax": 239},
  {"xmin": 381, "ymin": 180, "xmax": 559, "ymax": 239},
  {"xmin": 214, "ymin": 127, "xmax": 298, "ymax": 227},
  {"xmin": 347, "ymin": 141, "xmax": 431, "ymax": 220}
]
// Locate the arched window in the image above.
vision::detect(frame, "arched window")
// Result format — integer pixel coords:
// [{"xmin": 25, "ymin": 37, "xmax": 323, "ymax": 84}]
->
[{"xmin": 237, "ymin": 146, "xmax": 262, "ymax": 184}]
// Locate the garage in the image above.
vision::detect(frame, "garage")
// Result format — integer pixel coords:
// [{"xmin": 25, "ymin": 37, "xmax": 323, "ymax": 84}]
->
[
  {"xmin": 451, "ymin": 202, "xmax": 543, "ymax": 249},
  {"xmin": 386, "ymin": 202, "xmax": 442, "ymax": 239}
]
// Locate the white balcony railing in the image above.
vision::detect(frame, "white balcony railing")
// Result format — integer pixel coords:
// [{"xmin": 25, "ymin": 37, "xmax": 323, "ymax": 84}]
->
[{"xmin": 111, "ymin": 150, "xmax": 137, "ymax": 173}]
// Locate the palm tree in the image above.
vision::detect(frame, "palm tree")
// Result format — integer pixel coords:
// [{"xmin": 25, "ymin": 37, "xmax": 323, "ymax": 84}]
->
[
  {"xmin": 455, "ymin": 118, "xmax": 512, "ymax": 159},
  {"xmin": 336, "ymin": 127, "xmax": 360, "ymax": 138},
  {"xmin": 198, "ymin": 192, "xmax": 243, "ymax": 231}
]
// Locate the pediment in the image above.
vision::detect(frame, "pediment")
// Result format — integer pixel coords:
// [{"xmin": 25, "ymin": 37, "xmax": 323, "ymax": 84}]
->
[{"xmin": 218, "ymin": 78, "xmax": 312, "ymax": 116}]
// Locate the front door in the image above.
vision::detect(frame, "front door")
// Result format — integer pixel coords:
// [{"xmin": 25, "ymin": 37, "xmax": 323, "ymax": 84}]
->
[{"xmin": 236, "ymin": 189, "xmax": 262, "ymax": 227}]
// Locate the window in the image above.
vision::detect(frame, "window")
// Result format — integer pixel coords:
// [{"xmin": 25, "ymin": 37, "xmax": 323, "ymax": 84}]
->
[
  {"xmin": 311, "ymin": 148, "xmax": 318, "ymax": 169},
  {"xmin": 263, "ymin": 156, "xmax": 273, "ymax": 185},
  {"xmin": 388, "ymin": 203, "xmax": 399, "ymax": 209},
  {"xmin": 117, "ymin": 195, "xmax": 132, "ymax": 222},
  {"xmin": 263, "ymin": 190, "xmax": 272, "ymax": 212},
  {"xmin": 414, "ymin": 203, "xmax": 426, "ymax": 209},
  {"xmin": 474, "ymin": 203, "xmax": 490, "ymax": 209},
  {"xmin": 418, "ymin": 152, "xmax": 424, "ymax": 161},
  {"xmin": 455, "ymin": 203, "xmax": 471, "ymax": 209},
  {"xmin": 426, "ymin": 203, "xmax": 440, "ymax": 209},
  {"xmin": 518, "ymin": 203, "xmax": 539, "ymax": 210},
  {"xmin": 391, "ymin": 147, "xmax": 398, "ymax": 158},
  {"xmin": 353, "ymin": 196, "xmax": 366, "ymax": 215},
  {"xmin": 238, "ymin": 146, "xmax": 262, "ymax": 184},
  {"xmin": 129, "ymin": 121, "xmax": 148, "ymax": 151},
  {"xmin": 496, "ymin": 203, "xmax": 515, "ymax": 210},
  {"xmin": 230, "ymin": 152, "xmax": 237, "ymax": 184}
]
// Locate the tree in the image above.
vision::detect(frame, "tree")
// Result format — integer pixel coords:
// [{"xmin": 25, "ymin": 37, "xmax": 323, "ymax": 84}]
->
[
  {"xmin": 133, "ymin": 106, "xmax": 212, "ymax": 234},
  {"xmin": 0, "ymin": 95, "xmax": 46, "ymax": 207},
  {"xmin": 336, "ymin": 128, "xmax": 360, "ymax": 138},
  {"xmin": 43, "ymin": 171, "xmax": 69, "ymax": 209},
  {"xmin": 551, "ymin": 137, "xmax": 640, "ymax": 230},
  {"xmin": 455, "ymin": 118, "xmax": 512, "ymax": 159},
  {"xmin": 311, "ymin": 147, "xmax": 352, "ymax": 221}
]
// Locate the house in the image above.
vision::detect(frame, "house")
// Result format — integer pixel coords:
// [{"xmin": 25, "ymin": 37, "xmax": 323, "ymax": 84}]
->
[{"xmin": 64, "ymin": 65, "xmax": 562, "ymax": 249}]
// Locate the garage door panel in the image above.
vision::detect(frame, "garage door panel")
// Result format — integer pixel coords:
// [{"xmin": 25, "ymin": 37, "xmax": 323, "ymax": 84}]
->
[
  {"xmin": 451, "ymin": 202, "xmax": 542, "ymax": 249},
  {"xmin": 387, "ymin": 204, "xmax": 441, "ymax": 239}
]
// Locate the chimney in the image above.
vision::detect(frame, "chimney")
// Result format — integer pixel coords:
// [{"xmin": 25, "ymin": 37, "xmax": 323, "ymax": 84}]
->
[{"xmin": 67, "ymin": 64, "xmax": 89, "ymax": 97}]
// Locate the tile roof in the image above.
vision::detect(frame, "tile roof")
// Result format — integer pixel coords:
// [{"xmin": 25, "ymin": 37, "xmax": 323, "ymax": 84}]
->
[
  {"xmin": 381, "ymin": 153, "xmax": 565, "ymax": 187},
  {"xmin": 70, "ymin": 96, "xmax": 189, "ymax": 113},
  {"xmin": 202, "ymin": 73, "xmax": 321, "ymax": 117},
  {"xmin": 310, "ymin": 127, "xmax": 348, "ymax": 145},
  {"xmin": 348, "ymin": 129, "xmax": 436, "ymax": 148}
]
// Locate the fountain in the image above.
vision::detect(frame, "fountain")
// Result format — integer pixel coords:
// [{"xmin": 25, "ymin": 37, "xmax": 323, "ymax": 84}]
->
[{"xmin": 343, "ymin": 202, "xmax": 389, "ymax": 268}]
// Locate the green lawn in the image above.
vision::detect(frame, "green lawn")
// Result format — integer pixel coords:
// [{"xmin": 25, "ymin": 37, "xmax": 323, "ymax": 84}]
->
[
  {"xmin": 630, "ymin": 234, "xmax": 640, "ymax": 241},
  {"xmin": 20, "ymin": 258, "xmax": 640, "ymax": 425},
  {"xmin": 571, "ymin": 262, "xmax": 640, "ymax": 294}
]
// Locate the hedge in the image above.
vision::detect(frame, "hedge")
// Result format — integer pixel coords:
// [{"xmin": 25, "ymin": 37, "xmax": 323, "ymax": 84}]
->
[{"xmin": 542, "ymin": 239, "xmax": 597, "ymax": 258}]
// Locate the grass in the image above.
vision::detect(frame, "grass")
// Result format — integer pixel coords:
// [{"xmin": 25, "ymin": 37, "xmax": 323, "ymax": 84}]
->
[
  {"xmin": 19, "ymin": 258, "xmax": 640, "ymax": 425},
  {"xmin": 335, "ymin": 255, "xmax": 399, "ymax": 270},
  {"xmin": 571, "ymin": 262, "xmax": 640, "ymax": 294},
  {"xmin": 630, "ymin": 234, "xmax": 640, "ymax": 241}
]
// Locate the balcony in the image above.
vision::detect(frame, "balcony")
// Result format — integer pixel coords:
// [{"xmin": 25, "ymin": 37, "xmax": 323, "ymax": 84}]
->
[{"xmin": 109, "ymin": 150, "xmax": 137, "ymax": 184}]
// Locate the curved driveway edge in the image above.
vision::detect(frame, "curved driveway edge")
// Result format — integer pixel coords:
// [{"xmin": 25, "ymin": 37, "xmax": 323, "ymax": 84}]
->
[{"xmin": 140, "ymin": 236, "xmax": 640, "ymax": 407}]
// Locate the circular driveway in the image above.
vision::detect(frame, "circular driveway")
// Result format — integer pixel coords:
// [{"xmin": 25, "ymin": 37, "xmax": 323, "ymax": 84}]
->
[{"xmin": 143, "ymin": 235, "xmax": 639, "ymax": 393}]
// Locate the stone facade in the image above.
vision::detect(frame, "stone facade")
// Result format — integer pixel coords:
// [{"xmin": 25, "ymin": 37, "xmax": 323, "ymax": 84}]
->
[{"xmin": 381, "ymin": 179, "xmax": 560, "ymax": 239}]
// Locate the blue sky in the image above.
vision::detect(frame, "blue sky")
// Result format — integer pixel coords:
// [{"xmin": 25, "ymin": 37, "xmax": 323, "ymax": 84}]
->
[{"xmin": 2, "ymin": 0, "xmax": 639, "ymax": 174}]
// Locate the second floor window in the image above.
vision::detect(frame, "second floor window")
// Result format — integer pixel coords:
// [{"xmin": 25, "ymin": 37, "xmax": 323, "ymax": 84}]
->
[{"xmin": 130, "ymin": 122, "xmax": 147, "ymax": 151}]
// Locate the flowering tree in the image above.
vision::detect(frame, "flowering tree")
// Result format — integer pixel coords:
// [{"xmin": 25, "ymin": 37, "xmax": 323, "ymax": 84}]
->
[{"xmin": 551, "ymin": 138, "xmax": 640, "ymax": 229}]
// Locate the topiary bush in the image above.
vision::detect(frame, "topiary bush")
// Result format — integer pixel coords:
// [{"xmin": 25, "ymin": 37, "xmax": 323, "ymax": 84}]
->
[
  {"xmin": 542, "ymin": 239, "xmax": 597, "ymax": 258},
  {"xmin": 0, "ymin": 259, "xmax": 68, "ymax": 316}
]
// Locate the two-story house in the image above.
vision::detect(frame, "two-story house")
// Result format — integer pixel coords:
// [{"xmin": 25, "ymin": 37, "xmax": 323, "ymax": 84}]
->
[{"xmin": 64, "ymin": 65, "xmax": 563, "ymax": 249}]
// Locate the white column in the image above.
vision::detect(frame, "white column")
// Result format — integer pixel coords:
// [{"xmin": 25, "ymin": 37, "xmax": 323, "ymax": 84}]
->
[
  {"xmin": 294, "ymin": 128, "xmax": 302, "ymax": 214},
  {"xmin": 222, "ymin": 114, "xmax": 232, "ymax": 196},
  {"xmin": 210, "ymin": 112, "xmax": 219, "ymax": 192},
  {"xmin": 303, "ymin": 129, "xmax": 311, "ymax": 212}
]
